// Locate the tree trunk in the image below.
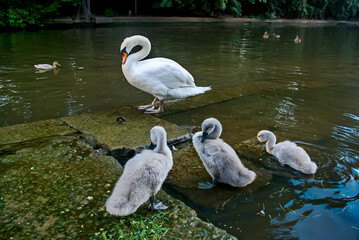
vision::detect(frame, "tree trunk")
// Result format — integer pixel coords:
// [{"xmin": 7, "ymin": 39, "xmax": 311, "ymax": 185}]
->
[{"xmin": 75, "ymin": 0, "xmax": 92, "ymax": 22}]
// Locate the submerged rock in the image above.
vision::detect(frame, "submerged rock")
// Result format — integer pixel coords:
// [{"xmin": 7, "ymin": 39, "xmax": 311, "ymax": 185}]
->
[{"xmin": 167, "ymin": 140, "xmax": 272, "ymax": 209}]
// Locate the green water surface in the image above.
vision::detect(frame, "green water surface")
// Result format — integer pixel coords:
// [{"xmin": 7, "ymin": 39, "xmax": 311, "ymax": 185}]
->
[{"xmin": 1, "ymin": 22, "xmax": 358, "ymax": 239}]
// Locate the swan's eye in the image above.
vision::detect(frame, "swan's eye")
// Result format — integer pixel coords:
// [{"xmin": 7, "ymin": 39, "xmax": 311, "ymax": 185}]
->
[{"xmin": 120, "ymin": 47, "xmax": 127, "ymax": 54}]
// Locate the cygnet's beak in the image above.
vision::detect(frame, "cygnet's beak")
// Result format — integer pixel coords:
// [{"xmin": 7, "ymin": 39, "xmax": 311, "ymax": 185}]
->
[
  {"xmin": 149, "ymin": 142, "xmax": 156, "ymax": 150},
  {"xmin": 121, "ymin": 47, "xmax": 128, "ymax": 65},
  {"xmin": 201, "ymin": 132, "xmax": 208, "ymax": 143},
  {"xmin": 254, "ymin": 139, "xmax": 260, "ymax": 146}
]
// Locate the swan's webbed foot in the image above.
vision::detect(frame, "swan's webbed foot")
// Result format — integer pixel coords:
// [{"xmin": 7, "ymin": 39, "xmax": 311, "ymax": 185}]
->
[
  {"xmin": 145, "ymin": 108, "xmax": 163, "ymax": 114},
  {"xmin": 149, "ymin": 202, "xmax": 168, "ymax": 211},
  {"xmin": 138, "ymin": 97, "xmax": 158, "ymax": 110},
  {"xmin": 145, "ymin": 100, "xmax": 164, "ymax": 114},
  {"xmin": 138, "ymin": 104, "xmax": 155, "ymax": 110},
  {"xmin": 148, "ymin": 196, "xmax": 168, "ymax": 211},
  {"xmin": 198, "ymin": 178, "xmax": 217, "ymax": 189},
  {"xmin": 198, "ymin": 182, "xmax": 215, "ymax": 189}
]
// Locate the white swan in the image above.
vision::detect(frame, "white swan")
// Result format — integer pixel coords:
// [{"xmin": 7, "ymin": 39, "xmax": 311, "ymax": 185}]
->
[
  {"xmin": 106, "ymin": 126, "xmax": 173, "ymax": 216},
  {"xmin": 294, "ymin": 35, "xmax": 301, "ymax": 44},
  {"xmin": 193, "ymin": 118, "xmax": 256, "ymax": 189},
  {"xmin": 255, "ymin": 130, "xmax": 317, "ymax": 174},
  {"xmin": 34, "ymin": 61, "xmax": 61, "ymax": 70},
  {"xmin": 120, "ymin": 35, "xmax": 211, "ymax": 114}
]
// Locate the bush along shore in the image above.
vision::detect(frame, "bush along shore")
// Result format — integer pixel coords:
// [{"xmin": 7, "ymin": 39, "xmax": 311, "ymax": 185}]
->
[{"xmin": 1, "ymin": 0, "xmax": 358, "ymax": 30}]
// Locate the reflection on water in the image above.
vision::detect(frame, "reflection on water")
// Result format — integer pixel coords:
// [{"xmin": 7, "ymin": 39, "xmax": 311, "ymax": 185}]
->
[{"xmin": 1, "ymin": 23, "xmax": 359, "ymax": 239}]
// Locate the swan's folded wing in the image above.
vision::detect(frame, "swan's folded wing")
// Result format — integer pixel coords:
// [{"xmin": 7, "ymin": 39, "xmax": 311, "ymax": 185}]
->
[
  {"xmin": 138, "ymin": 58, "xmax": 196, "ymax": 89},
  {"xmin": 203, "ymin": 141, "xmax": 226, "ymax": 158}
]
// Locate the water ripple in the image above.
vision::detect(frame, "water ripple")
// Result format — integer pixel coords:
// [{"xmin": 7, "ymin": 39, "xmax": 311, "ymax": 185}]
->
[
  {"xmin": 275, "ymin": 97, "xmax": 298, "ymax": 125},
  {"xmin": 344, "ymin": 113, "xmax": 359, "ymax": 121},
  {"xmin": 332, "ymin": 125, "xmax": 359, "ymax": 144}
]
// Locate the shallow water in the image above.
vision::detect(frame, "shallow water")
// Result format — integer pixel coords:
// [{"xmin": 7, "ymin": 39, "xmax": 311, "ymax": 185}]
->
[{"xmin": 1, "ymin": 22, "xmax": 359, "ymax": 239}]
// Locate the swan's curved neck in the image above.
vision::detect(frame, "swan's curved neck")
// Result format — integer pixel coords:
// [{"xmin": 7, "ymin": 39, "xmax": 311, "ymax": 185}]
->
[
  {"xmin": 154, "ymin": 133, "xmax": 171, "ymax": 157},
  {"xmin": 128, "ymin": 38, "xmax": 151, "ymax": 63},
  {"xmin": 266, "ymin": 134, "xmax": 276, "ymax": 154},
  {"xmin": 208, "ymin": 124, "xmax": 222, "ymax": 139}
]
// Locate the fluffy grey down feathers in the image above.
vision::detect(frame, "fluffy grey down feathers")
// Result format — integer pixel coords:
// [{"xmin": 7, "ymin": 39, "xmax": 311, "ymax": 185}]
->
[
  {"xmin": 106, "ymin": 126, "xmax": 173, "ymax": 216},
  {"xmin": 193, "ymin": 118, "xmax": 256, "ymax": 187}
]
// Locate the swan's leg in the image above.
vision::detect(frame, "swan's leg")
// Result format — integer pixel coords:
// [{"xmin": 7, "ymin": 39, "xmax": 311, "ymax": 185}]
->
[
  {"xmin": 198, "ymin": 178, "xmax": 217, "ymax": 189},
  {"xmin": 149, "ymin": 196, "xmax": 155, "ymax": 210},
  {"xmin": 148, "ymin": 195, "xmax": 168, "ymax": 211},
  {"xmin": 145, "ymin": 100, "xmax": 164, "ymax": 114},
  {"xmin": 138, "ymin": 97, "xmax": 158, "ymax": 110}
]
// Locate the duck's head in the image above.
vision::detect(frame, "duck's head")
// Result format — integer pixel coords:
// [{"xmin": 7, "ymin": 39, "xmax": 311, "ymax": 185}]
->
[
  {"xmin": 53, "ymin": 61, "xmax": 61, "ymax": 67},
  {"xmin": 120, "ymin": 35, "xmax": 150, "ymax": 65},
  {"xmin": 200, "ymin": 118, "xmax": 222, "ymax": 142}
]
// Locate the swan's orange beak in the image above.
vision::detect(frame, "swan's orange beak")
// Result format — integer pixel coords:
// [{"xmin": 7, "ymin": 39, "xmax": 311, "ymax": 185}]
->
[{"xmin": 122, "ymin": 52, "xmax": 128, "ymax": 65}]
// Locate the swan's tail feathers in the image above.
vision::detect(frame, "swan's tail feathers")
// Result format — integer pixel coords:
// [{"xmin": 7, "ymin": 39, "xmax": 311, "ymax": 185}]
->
[
  {"xmin": 309, "ymin": 161, "xmax": 318, "ymax": 174},
  {"xmin": 233, "ymin": 169, "xmax": 256, "ymax": 187},
  {"xmin": 168, "ymin": 86, "xmax": 211, "ymax": 99},
  {"xmin": 106, "ymin": 195, "xmax": 143, "ymax": 216},
  {"xmin": 196, "ymin": 86, "xmax": 212, "ymax": 93},
  {"xmin": 304, "ymin": 161, "xmax": 318, "ymax": 175}
]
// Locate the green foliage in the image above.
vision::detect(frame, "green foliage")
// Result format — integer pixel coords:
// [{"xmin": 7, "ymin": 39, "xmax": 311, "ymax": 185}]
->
[
  {"xmin": 0, "ymin": 0, "xmax": 81, "ymax": 30},
  {"xmin": 104, "ymin": 8, "xmax": 117, "ymax": 17},
  {"xmin": 154, "ymin": 0, "xmax": 242, "ymax": 16},
  {"xmin": 152, "ymin": 0, "xmax": 358, "ymax": 19},
  {"xmin": 1, "ymin": 0, "xmax": 358, "ymax": 30},
  {"xmin": 327, "ymin": 0, "xmax": 359, "ymax": 19},
  {"xmin": 229, "ymin": 0, "xmax": 242, "ymax": 16},
  {"xmin": 93, "ymin": 212, "xmax": 170, "ymax": 240}
]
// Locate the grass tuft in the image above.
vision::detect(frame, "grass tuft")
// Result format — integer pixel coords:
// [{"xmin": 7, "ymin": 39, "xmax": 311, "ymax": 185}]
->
[{"xmin": 92, "ymin": 212, "xmax": 170, "ymax": 240}]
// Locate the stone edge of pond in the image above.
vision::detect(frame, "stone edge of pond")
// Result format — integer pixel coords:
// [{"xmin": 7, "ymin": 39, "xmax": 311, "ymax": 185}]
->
[
  {"xmin": 0, "ymin": 107, "xmax": 237, "ymax": 239},
  {"xmin": 48, "ymin": 16, "xmax": 359, "ymax": 26},
  {"xmin": 60, "ymin": 107, "xmax": 192, "ymax": 159}
]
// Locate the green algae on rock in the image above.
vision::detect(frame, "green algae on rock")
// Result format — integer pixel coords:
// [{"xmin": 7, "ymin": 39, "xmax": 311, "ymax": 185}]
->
[
  {"xmin": 0, "ymin": 119, "xmax": 76, "ymax": 146},
  {"xmin": 0, "ymin": 135, "xmax": 122, "ymax": 239},
  {"xmin": 0, "ymin": 119, "xmax": 77, "ymax": 156},
  {"xmin": 61, "ymin": 107, "xmax": 191, "ymax": 159},
  {"xmin": 0, "ymin": 124, "xmax": 236, "ymax": 239}
]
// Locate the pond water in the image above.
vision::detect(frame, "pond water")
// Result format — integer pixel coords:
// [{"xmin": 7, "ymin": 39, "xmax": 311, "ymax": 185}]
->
[{"xmin": 1, "ymin": 22, "xmax": 359, "ymax": 239}]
